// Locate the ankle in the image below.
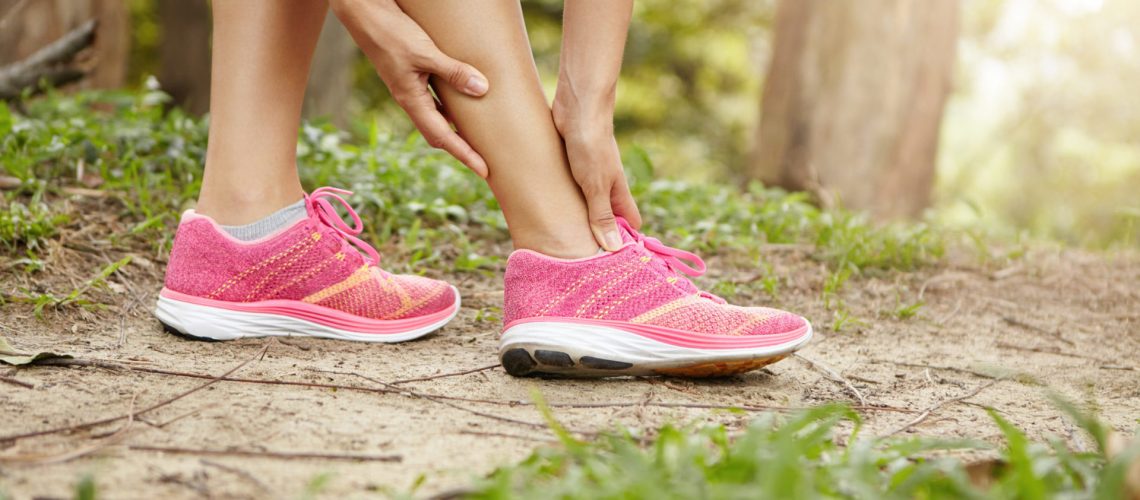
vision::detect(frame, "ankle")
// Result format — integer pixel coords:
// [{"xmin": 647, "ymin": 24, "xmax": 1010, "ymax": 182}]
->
[
  {"xmin": 195, "ymin": 184, "xmax": 305, "ymax": 226},
  {"xmin": 511, "ymin": 224, "xmax": 599, "ymax": 259}
]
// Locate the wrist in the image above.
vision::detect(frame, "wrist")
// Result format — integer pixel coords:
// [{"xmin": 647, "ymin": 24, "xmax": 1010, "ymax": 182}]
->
[
  {"xmin": 553, "ymin": 83, "xmax": 615, "ymax": 140},
  {"xmin": 552, "ymin": 108, "xmax": 614, "ymax": 145}
]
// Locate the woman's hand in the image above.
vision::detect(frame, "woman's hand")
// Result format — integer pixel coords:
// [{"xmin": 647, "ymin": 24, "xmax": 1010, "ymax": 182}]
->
[
  {"xmin": 330, "ymin": 0, "xmax": 490, "ymax": 178},
  {"xmin": 553, "ymin": 90, "xmax": 642, "ymax": 251},
  {"xmin": 555, "ymin": 0, "xmax": 640, "ymax": 251}
]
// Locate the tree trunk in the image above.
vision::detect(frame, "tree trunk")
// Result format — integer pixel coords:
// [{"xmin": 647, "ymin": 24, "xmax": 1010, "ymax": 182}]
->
[
  {"xmin": 158, "ymin": 0, "xmax": 212, "ymax": 115},
  {"xmin": 303, "ymin": 12, "xmax": 358, "ymax": 126},
  {"xmin": 0, "ymin": 0, "xmax": 128, "ymax": 90},
  {"xmin": 0, "ymin": 20, "xmax": 97, "ymax": 100},
  {"xmin": 750, "ymin": 0, "xmax": 958, "ymax": 219}
]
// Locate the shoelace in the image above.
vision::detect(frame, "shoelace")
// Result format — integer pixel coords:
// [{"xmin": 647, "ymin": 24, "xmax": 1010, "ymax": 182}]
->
[
  {"xmin": 617, "ymin": 217, "xmax": 724, "ymax": 303},
  {"xmin": 306, "ymin": 187, "xmax": 381, "ymax": 266},
  {"xmin": 616, "ymin": 217, "xmax": 706, "ymax": 277}
]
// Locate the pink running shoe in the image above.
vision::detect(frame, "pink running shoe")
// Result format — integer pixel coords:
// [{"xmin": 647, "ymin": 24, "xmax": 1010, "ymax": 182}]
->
[
  {"xmin": 154, "ymin": 187, "xmax": 460, "ymax": 342},
  {"xmin": 500, "ymin": 218, "xmax": 811, "ymax": 377}
]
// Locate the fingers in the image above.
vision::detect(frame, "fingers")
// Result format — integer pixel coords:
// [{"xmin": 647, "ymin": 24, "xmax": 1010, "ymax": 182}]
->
[
  {"xmin": 424, "ymin": 50, "xmax": 489, "ymax": 97},
  {"xmin": 404, "ymin": 90, "xmax": 489, "ymax": 178},
  {"xmin": 611, "ymin": 174, "xmax": 642, "ymax": 229},
  {"xmin": 582, "ymin": 180, "xmax": 624, "ymax": 251},
  {"xmin": 412, "ymin": 45, "xmax": 488, "ymax": 175}
]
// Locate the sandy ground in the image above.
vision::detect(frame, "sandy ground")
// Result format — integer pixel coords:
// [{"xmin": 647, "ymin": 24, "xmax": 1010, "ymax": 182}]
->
[{"xmin": 0, "ymin": 226, "xmax": 1137, "ymax": 498}]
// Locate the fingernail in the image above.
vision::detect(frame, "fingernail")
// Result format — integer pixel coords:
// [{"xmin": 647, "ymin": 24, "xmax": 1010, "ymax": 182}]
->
[
  {"xmin": 465, "ymin": 75, "xmax": 488, "ymax": 95},
  {"xmin": 604, "ymin": 231, "xmax": 622, "ymax": 250}
]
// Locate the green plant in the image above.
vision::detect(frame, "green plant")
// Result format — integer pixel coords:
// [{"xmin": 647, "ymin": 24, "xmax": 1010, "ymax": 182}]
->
[
  {"xmin": 754, "ymin": 260, "xmax": 780, "ymax": 299},
  {"xmin": 2, "ymin": 89, "xmax": 947, "ymax": 282},
  {"xmin": 474, "ymin": 306, "xmax": 502, "ymax": 324},
  {"xmin": 830, "ymin": 307, "xmax": 868, "ymax": 333},
  {"xmin": 12, "ymin": 256, "xmax": 131, "ymax": 318},
  {"xmin": 300, "ymin": 472, "xmax": 334, "ymax": 500},
  {"xmin": 463, "ymin": 399, "xmax": 1138, "ymax": 499},
  {"xmin": 821, "ymin": 266, "xmax": 854, "ymax": 310},
  {"xmin": 73, "ymin": 474, "xmax": 97, "ymax": 500},
  {"xmin": 0, "ymin": 197, "xmax": 69, "ymax": 252},
  {"xmin": 892, "ymin": 296, "xmax": 925, "ymax": 320}
]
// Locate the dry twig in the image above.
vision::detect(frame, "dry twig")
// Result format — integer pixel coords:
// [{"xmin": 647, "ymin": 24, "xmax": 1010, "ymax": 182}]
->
[
  {"xmin": 1001, "ymin": 315, "xmax": 1075, "ymax": 346},
  {"xmin": 886, "ymin": 379, "xmax": 1002, "ymax": 436},
  {"xmin": 458, "ymin": 429, "xmax": 558, "ymax": 444},
  {"xmin": 317, "ymin": 369, "xmax": 553, "ymax": 431},
  {"xmin": 131, "ymin": 446, "xmax": 400, "ymax": 462},
  {"xmin": 30, "ymin": 356, "xmax": 916, "ymax": 414},
  {"xmin": 0, "ymin": 345, "xmax": 268, "ymax": 443},
  {"xmin": 868, "ymin": 358, "xmax": 1003, "ymax": 380},
  {"xmin": 0, "ymin": 394, "xmax": 137, "ymax": 464},
  {"xmin": 794, "ymin": 353, "xmax": 867, "ymax": 406},
  {"xmin": 0, "ymin": 375, "xmax": 34, "ymax": 389},
  {"xmin": 389, "ymin": 364, "xmax": 501, "ymax": 385},
  {"xmin": 200, "ymin": 459, "xmax": 270, "ymax": 491},
  {"xmin": 994, "ymin": 341, "xmax": 1106, "ymax": 363}
]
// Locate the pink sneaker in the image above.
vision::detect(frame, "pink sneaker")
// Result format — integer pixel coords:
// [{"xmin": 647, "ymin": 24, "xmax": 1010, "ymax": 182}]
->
[
  {"xmin": 155, "ymin": 187, "xmax": 460, "ymax": 342},
  {"xmin": 500, "ymin": 218, "xmax": 811, "ymax": 377}
]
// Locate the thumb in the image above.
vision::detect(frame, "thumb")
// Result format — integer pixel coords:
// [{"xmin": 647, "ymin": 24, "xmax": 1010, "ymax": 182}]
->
[
  {"xmin": 426, "ymin": 50, "xmax": 489, "ymax": 97},
  {"xmin": 584, "ymin": 186, "xmax": 623, "ymax": 252}
]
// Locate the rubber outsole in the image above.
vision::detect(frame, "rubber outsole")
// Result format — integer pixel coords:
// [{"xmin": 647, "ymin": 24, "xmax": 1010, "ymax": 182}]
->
[
  {"xmin": 159, "ymin": 320, "xmax": 222, "ymax": 342},
  {"xmin": 498, "ymin": 319, "xmax": 811, "ymax": 378},
  {"xmin": 499, "ymin": 347, "xmax": 790, "ymax": 378}
]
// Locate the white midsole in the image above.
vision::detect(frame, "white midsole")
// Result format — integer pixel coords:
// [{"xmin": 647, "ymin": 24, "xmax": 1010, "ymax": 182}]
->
[
  {"xmin": 154, "ymin": 286, "xmax": 460, "ymax": 343},
  {"xmin": 499, "ymin": 319, "xmax": 812, "ymax": 368}
]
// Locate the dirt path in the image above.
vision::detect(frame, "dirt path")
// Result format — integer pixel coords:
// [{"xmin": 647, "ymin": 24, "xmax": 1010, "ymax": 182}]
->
[{"xmin": 1, "ymin": 242, "xmax": 1137, "ymax": 499}]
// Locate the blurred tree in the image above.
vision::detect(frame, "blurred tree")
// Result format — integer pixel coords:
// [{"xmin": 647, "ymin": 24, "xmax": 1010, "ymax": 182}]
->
[
  {"xmin": 304, "ymin": 12, "xmax": 358, "ymax": 127},
  {"xmin": 157, "ymin": 0, "xmax": 210, "ymax": 114},
  {"xmin": 751, "ymin": 0, "xmax": 958, "ymax": 219},
  {"xmin": 0, "ymin": 0, "xmax": 129, "ymax": 90},
  {"xmin": 522, "ymin": 0, "xmax": 773, "ymax": 180}
]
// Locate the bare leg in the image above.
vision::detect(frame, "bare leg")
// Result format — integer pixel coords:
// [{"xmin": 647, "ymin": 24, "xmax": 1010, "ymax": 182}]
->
[
  {"xmin": 195, "ymin": 1, "xmax": 328, "ymax": 225},
  {"xmin": 396, "ymin": 0, "xmax": 598, "ymax": 258}
]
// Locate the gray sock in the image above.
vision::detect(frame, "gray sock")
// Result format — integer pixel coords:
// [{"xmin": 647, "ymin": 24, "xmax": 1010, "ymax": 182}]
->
[{"xmin": 220, "ymin": 199, "xmax": 307, "ymax": 241}]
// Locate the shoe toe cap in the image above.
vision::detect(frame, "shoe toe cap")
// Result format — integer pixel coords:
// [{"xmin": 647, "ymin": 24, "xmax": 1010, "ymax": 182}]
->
[
  {"xmin": 388, "ymin": 274, "xmax": 459, "ymax": 318},
  {"xmin": 740, "ymin": 307, "xmax": 809, "ymax": 336}
]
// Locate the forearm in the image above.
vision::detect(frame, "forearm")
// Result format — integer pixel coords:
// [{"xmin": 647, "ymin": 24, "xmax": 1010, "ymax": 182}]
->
[{"xmin": 555, "ymin": 0, "xmax": 633, "ymax": 134}]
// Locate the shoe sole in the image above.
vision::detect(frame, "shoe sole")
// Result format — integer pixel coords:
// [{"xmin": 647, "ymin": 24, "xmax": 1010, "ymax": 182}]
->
[
  {"xmin": 154, "ymin": 286, "xmax": 461, "ymax": 343},
  {"xmin": 498, "ymin": 319, "xmax": 812, "ymax": 378}
]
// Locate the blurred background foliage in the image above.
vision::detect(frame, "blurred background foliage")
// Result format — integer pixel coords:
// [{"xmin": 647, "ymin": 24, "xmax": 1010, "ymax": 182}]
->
[
  {"xmin": 6, "ymin": 0, "xmax": 1139, "ymax": 248},
  {"xmin": 940, "ymin": 0, "xmax": 1140, "ymax": 247}
]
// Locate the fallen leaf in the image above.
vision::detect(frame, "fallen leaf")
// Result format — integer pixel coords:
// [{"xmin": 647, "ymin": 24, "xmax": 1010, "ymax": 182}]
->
[
  {"xmin": 964, "ymin": 458, "xmax": 1005, "ymax": 491},
  {"xmin": 0, "ymin": 335, "xmax": 72, "ymax": 366},
  {"xmin": 1107, "ymin": 431, "xmax": 1140, "ymax": 500}
]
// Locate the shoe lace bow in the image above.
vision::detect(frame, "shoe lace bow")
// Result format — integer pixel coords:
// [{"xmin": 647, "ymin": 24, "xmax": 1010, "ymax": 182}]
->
[
  {"xmin": 307, "ymin": 187, "xmax": 381, "ymax": 266},
  {"xmin": 617, "ymin": 217, "xmax": 706, "ymax": 277},
  {"xmin": 617, "ymin": 217, "xmax": 725, "ymax": 303}
]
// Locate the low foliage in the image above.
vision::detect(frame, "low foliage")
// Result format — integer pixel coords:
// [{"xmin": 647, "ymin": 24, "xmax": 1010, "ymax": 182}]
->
[
  {"xmin": 461, "ymin": 400, "xmax": 1137, "ymax": 499},
  {"xmin": 0, "ymin": 196, "xmax": 68, "ymax": 252},
  {"xmin": 0, "ymin": 89, "xmax": 943, "ymax": 280},
  {"xmin": 7, "ymin": 256, "xmax": 132, "ymax": 318}
]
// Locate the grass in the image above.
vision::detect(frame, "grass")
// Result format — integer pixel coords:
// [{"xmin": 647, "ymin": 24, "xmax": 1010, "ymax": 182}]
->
[
  {"xmin": 6, "ymin": 256, "xmax": 132, "ymax": 318},
  {"xmin": 0, "ymin": 195, "xmax": 69, "ymax": 252},
  {"xmin": 0, "ymin": 88, "xmax": 1134, "ymax": 500},
  {"xmin": 0, "ymin": 89, "xmax": 947, "ymax": 321},
  {"xmin": 451, "ymin": 396, "xmax": 1138, "ymax": 499},
  {"xmin": 1, "ymin": 89, "xmax": 943, "ymax": 279}
]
